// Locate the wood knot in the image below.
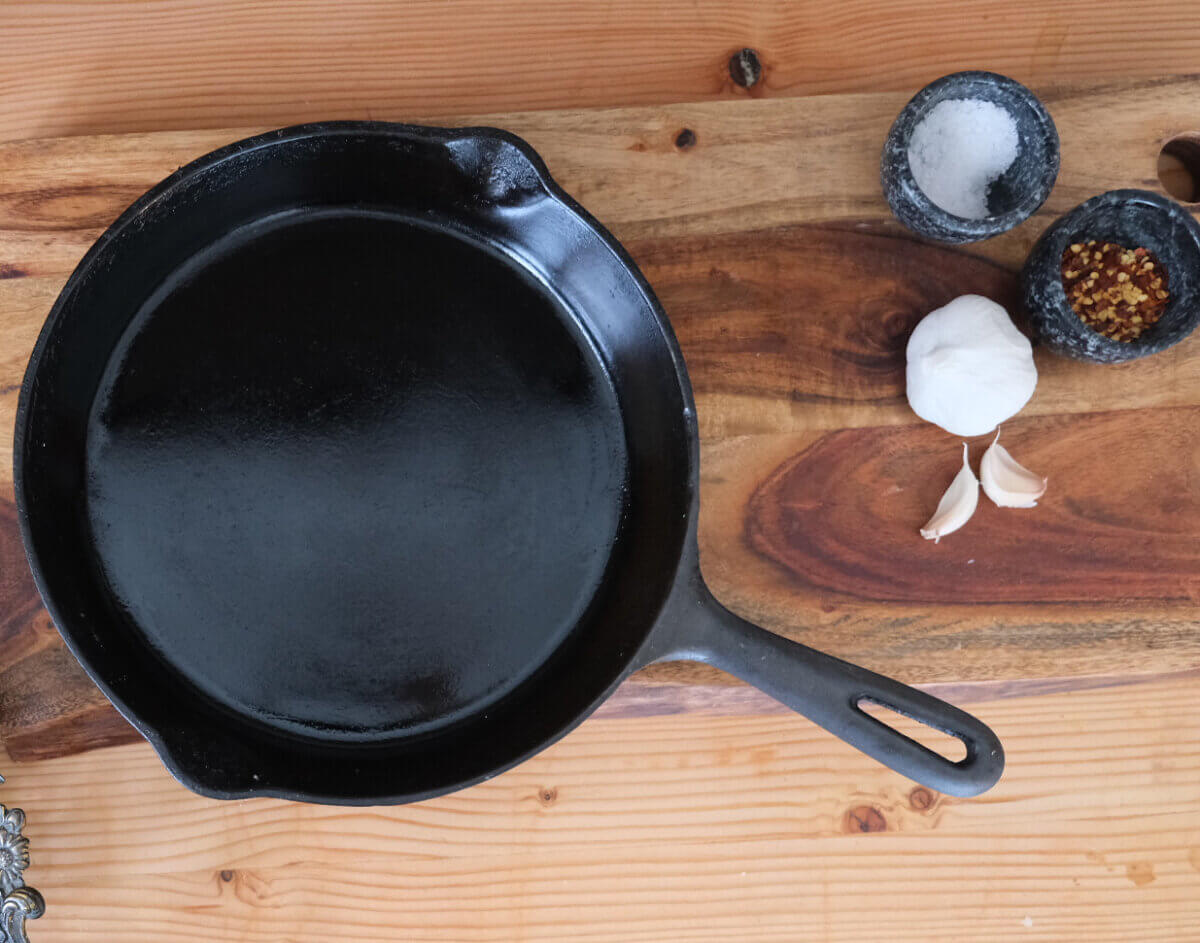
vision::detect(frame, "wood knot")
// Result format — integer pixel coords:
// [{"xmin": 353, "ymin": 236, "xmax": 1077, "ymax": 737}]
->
[
  {"xmin": 537, "ymin": 786, "xmax": 558, "ymax": 806},
  {"xmin": 674, "ymin": 128, "xmax": 697, "ymax": 149},
  {"xmin": 219, "ymin": 869, "xmax": 235, "ymax": 883},
  {"xmin": 728, "ymin": 48, "xmax": 762, "ymax": 88},
  {"xmin": 882, "ymin": 308, "xmax": 919, "ymax": 343},
  {"xmin": 0, "ymin": 262, "xmax": 28, "ymax": 280},
  {"xmin": 909, "ymin": 787, "xmax": 935, "ymax": 811},
  {"xmin": 1125, "ymin": 861, "xmax": 1155, "ymax": 887},
  {"xmin": 844, "ymin": 805, "xmax": 887, "ymax": 833}
]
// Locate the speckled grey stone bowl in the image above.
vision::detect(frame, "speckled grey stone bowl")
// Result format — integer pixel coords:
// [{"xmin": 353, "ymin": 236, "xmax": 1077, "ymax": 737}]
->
[
  {"xmin": 1021, "ymin": 189, "xmax": 1200, "ymax": 363},
  {"xmin": 881, "ymin": 71, "xmax": 1059, "ymax": 244}
]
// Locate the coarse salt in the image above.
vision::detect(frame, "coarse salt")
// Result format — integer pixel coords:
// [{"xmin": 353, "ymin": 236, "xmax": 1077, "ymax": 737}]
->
[{"xmin": 907, "ymin": 98, "xmax": 1020, "ymax": 219}]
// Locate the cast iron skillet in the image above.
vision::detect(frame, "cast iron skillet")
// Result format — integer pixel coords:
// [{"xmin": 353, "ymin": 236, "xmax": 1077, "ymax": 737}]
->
[{"xmin": 15, "ymin": 123, "xmax": 1003, "ymax": 804}]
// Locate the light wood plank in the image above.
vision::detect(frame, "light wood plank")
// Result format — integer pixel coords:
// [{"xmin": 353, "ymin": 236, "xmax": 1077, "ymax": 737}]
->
[
  {"xmin": 5, "ymin": 674, "xmax": 1199, "ymax": 941},
  {"xmin": 4, "ymin": 1, "xmax": 1200, "ymax": 142}
]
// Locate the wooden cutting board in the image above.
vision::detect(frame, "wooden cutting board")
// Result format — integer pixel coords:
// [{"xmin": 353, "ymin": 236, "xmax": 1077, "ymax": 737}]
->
[{"xmin": 1, "ymin": 77, "xmax": 1198, "ymax": 763}]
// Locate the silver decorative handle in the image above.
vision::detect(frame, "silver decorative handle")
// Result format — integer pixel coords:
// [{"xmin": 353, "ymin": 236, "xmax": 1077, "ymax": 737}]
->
[{"xmin": 0, "ymin": 775, "xmax": 44, "ymax": 943}]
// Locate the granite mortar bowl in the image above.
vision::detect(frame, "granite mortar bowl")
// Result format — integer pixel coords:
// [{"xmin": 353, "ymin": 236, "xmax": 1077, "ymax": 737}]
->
[
  {"xmin": 881, "ymin": 71, "xmax": 1059, "ymax": 244},
  {"xmin": 1021, "ymin": 189, "xmax": 1200, "ymax": 363}
]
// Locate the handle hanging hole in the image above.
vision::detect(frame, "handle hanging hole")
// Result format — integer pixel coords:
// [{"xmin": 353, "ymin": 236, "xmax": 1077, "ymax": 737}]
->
[{"xmin": 857, "ymin": 698, "xmax": 968, "ymax": 762}]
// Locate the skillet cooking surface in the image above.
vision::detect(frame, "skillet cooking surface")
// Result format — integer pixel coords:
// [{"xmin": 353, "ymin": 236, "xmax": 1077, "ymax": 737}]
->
[{"xmin": 87, "ymin": 209, "xmax": 628, "ymax": 740}]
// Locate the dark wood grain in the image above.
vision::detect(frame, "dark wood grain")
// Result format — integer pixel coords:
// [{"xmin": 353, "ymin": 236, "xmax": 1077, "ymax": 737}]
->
[
  {"xmin": 638, "ymin": 224, "xmax": 1021, "ymax": 405},
  {"xmin": 0, "ymin": 498, "xmax": 43, "ymax": 664},
  {"xmin": 0, "ymin": 496, "xmax": 134, "ymax": 756},
  {"xmin": 0, "ymin": 645, "xmax": 133, "ymax": 762},
  {"xmin": 1, "ymin": 81, "xmax": 1198, "ymax": 761},
  {"xmin": 747, "ymin": 409, "xmax": 1200, "ymax": 604}
]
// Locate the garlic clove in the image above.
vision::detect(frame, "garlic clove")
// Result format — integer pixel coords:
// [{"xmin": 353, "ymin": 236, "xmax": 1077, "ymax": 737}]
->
[
  {"xmin": 921, "ymin": 443, "xmax": 979, "ymax": 543},
  {"xmin": 981, "ymin": 431, "xmax": 1047, "ymax": 508}
]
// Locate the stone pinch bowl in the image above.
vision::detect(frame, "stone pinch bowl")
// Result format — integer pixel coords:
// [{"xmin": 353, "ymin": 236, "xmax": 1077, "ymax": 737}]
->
[
  {"xmin": 1021, "ymin": 189, "xmax": 1200, "ymax": 364},
  {"xmin": 881, "ymin": 71, "xmax": 1060, "ymax": 244}
]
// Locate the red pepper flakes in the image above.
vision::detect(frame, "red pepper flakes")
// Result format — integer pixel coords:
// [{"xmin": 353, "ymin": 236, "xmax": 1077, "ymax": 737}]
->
[{"xmin": 1060, "ymin": 240, "xmax": 1169, "ymax": 342}]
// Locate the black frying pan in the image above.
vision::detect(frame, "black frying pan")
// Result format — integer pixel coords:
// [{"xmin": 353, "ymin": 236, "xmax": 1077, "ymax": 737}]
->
[{"xmin": 15, "ymin": 124, "xmax": 1003, "ymax": 803}]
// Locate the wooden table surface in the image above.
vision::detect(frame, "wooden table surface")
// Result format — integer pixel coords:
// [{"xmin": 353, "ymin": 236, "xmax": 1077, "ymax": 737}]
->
[{"xmin": 3, "ymin": 3, "xmax": 1199, "ymax": 940}]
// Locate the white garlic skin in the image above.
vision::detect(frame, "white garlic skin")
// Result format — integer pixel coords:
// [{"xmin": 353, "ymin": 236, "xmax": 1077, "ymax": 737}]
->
[
  {"xmin": 920, "ymin": 443, "xmax": 979, "ymax": 543},
  {"xmin": 906, "ymin": 295, "xmax": 1037, "ymax": 437}
]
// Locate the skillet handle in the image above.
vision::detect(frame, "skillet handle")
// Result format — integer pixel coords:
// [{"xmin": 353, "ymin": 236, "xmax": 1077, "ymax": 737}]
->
[{"xmin": 656, "ymin": 582, "xmax": 1004, "ymax": 798}]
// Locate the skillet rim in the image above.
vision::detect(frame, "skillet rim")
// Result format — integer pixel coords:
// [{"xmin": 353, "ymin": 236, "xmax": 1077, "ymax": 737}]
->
[{"xmin": 13, "ymin": 121, "xmax": 700, "ymax": 804}]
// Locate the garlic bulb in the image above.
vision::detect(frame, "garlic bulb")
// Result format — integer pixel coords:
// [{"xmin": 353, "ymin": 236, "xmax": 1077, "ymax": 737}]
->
[
  {"xmin": 980, "ymin": 431, "xmax": 1047, "ymax": 508},
  {"xmin": 921, "ymin": 443, "xmax": 979, "ymax": 543},
  {"xmin": 906, "ymin": 295, "xmax": 1037, "ymax": 437}
]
